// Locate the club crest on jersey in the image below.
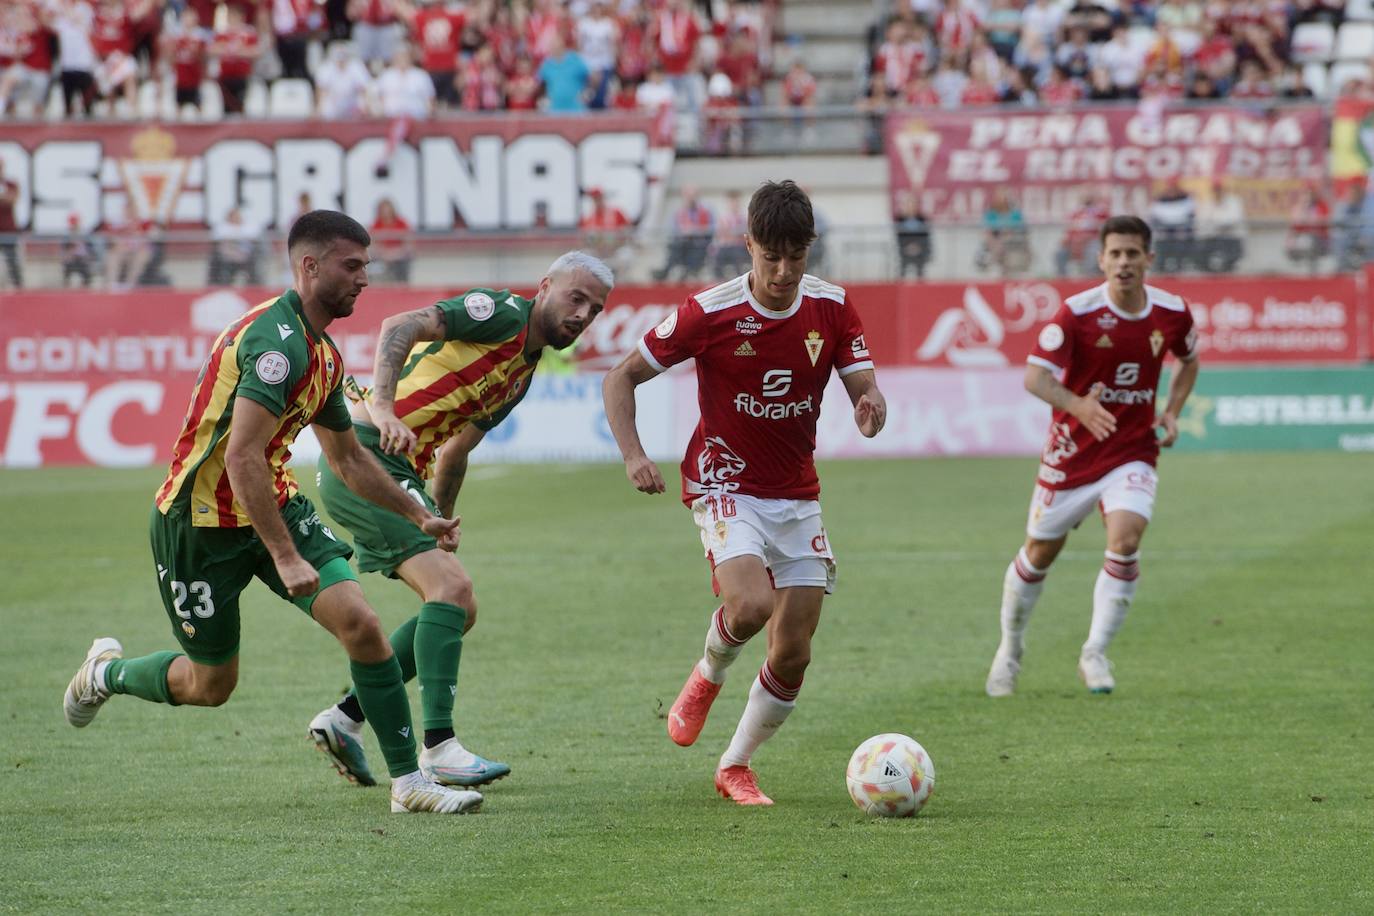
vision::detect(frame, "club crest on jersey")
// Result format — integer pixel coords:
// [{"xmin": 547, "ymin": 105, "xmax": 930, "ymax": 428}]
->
[
  {"xmin": 325, "ymin": 354, "xmax": 335, "ymax": 375},
  {"xmin": 255, "ymin": 351, "xmax": 290, "ymax": 384},
  {"xmin": 734, "ymin": 340, "xmax": 756, "ymax": 357},
  {"xmin": 1096, "ymin": 334, "xmax": 1113, "ymax": 348},
  {"xmin": 655, "ymin": 312, "xmax": 678, "ymax": 338},
  {"xmin": 804, "ymin": 330, "xmax": 824, "ymax": 367},
  {"xmin": 465, "ymin": 292, "xmax": 496, "ymax": 321},
  {"xmin": 1097, "ymin": 312, "xmax": 1118, "ymax": 330},
  {"xmin": 1149, "ymin": 329, "xmax": 1165, "ymax": 356}
]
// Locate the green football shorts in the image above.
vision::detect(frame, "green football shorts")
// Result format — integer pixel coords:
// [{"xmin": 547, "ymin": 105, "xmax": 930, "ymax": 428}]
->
[
  {"xmin": 148, "ymin": 495, "xmax": 356, "ymax": 665},
  {"xmin": 316, "ymin": 423, "xmax": 438, "ymax": 579}
]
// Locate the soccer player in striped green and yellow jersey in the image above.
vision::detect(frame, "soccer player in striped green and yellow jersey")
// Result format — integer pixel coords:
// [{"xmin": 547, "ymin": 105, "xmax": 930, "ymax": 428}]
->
[
  {"xmin": 63, "ymin": 211, "xmax": 483, "ymax": 815},
  {"xmin": 308, "ymin": 251, "xmax": 614, "ymax": 789}
]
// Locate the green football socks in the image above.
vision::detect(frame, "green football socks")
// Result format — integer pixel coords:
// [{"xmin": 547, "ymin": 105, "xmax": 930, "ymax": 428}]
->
[
  {"xmin": 350, "ymin": 656, "xmax": 419, "ymax": 777},
  {"xmin": 415, "ymin": 602, "xmax": 467, "ymax": 732},
  {"xmin": 105, "ymin": 651, "xmax": 180, "ymax": 705}
]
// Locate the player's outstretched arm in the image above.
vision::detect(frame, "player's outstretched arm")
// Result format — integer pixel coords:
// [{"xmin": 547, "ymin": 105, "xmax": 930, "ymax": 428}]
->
[
  {"xmin": 841, "ymin": 369, "xmax": 887, "ymax": 438},
  {"xmin": 370, "ymin": 305, "xmax": 446, "ymax": 455},
  {"xmin": 226, "ymin": 398, "xmax": 319, "ymax": 596},
  {"xmin": 1156, "ymin": 355, "xmax": 1200, "ymax": 447},
  {"xmin": 431, "ymin": 424, "xmax": 486, "ymax": 518},
  {"xmin": 316, "ymin": 424, "xmax": 461, "ymax": 551},
  {"xmin": 602, "ymin": 350, "xmax": 666, "ymax": 494},
  {"xmin": 1024, "ymin": 364, "xmax": 1117, "ymax": 441}
]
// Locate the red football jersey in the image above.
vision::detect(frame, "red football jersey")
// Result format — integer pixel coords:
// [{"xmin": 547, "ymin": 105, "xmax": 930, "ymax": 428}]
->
[
  {"xmin": 1028, "ymin": 283, "xmax": 1198, "ymax": 490},
  {"xmin": 639, "ymin": 274, "xmax": 874, "ymax": 505}
]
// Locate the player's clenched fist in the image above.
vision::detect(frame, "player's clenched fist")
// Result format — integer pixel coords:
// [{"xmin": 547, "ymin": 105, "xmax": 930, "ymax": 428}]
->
[
  {"xmin": 276, "ymin": 555, "xmax": 321, "ymax": 597},
  {"xmin": 421, "ymin": 514, "xmax": 462, "ymax": 551},
  {"xmin": 626, "ymin": 456, "xmax": 666, "ymax": 494}
]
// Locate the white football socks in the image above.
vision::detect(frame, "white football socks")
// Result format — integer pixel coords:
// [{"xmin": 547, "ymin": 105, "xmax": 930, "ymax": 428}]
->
[
  {"xmin": 1084, "ymin": 551, "xmax": 1139, "ymax": 654},
  {"xmin": 719, "ymin": 663, "xmax": 800, "ymax": 769},
  {"xmin": 998, "ymin": 547, "xmax": 1047, "ymax": 658},
  {"xmin": 697, "ymin": 605, "xmax": 746, "ymax": 684}
]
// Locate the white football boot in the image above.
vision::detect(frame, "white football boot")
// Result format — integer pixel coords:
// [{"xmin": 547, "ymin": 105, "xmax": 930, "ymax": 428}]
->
[
  {"xmin": 985, "ymin": 651, "xmax": 1021, "ymax": 698},
  {"xmin": 63, "ymin": 638, "xmax": 123, "ymax": 727},
  {"xmin": 308, "ymin": 704, "xmax": 376, "ymax": 787},
  {"xmin": 1078, "ymin": 650, "xmax": 1115, "ymax": 694},
  {"xmin": 389, "ymin": 771, "xmax": 483, "ymax": 814},
  {"xmin": 420, "ymin": 737, "xmax": 511, "ymax": 787}
]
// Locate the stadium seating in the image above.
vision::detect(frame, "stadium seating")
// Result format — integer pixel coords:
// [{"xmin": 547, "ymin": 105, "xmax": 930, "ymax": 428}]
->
[
  {"xmin": 1292, "ymin": 22, "xmax": 1337, "ymax": 64},
  {"xmin": 268, "ymin": 79, "xmax": 315, "ymax": 119}
]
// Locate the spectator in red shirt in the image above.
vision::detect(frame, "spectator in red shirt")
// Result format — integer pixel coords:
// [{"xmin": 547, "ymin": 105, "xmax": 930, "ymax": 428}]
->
[
  {"xmin": 716, "ymin": 30, "xmax": 762, "ymax": 107},
  {"xmin": 782, "ymin": 60, "xmax": 817, "ymax": 129},
  {"xmin": 0, "ymin": 2, "xmax": 55, "ymax": 118},
  {"xmin": 505, "ymin": 56, "xmax": 540, "ymax": 110},
  {"xmin": 458, "ymin": 45, "xmax": 504, "ymax": 111},
  {"xmin": 579, "ymin": 187, "xmax": 633, "ymax": 268},
  {"xmin": 652, "ymin": 0, "xmax": 703, "ymax": 110},
  {"xmin": 524, "ymin": 0, "xmax": 570, "ymax": 67},
  {"xmin": 370, "ymin": 197, "xmax": 413, "ymax": 283},
  {"xmin": 211, "ymin": 5, "xmax": 265, "ymax": 115},
  {"xmin": 402, "ymin": 0, "xmax": 463, "ymax": 108},
  {"xmin": 1040, "ymin": 65, "xmax": 1085, "ymax": 105},
  {"xmin": 1286, "ymin": 184, "xmax": 1331, "ymax": 271},
  {"xmin": 960, "ymin": 56, "xmax": 1003, "ymax": 107},
  {"xmin": 91, "ymin": 0, "xmax": 139, "ymax": 114},
  {"xmin": 163, "ymin": 7, "xmax": 211, "ymax": 114},
  {"xmin": 615, "ymin": 6, "xmax": 652, "ymax": 88},
  {"xmin": 654, "ymin": 186, "xmax": 714, "ymax": 281},
  {"xmin": 609, "ymin": 75, "xmax": 639, "ymax": 111}
]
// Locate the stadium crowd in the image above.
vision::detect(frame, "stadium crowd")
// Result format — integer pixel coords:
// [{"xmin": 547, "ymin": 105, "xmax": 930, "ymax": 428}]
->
[
  {"xmin": 0, "ymin": 0, "xmax": 782, "ymax": 121},
  {"xmin": 860, "ymin": 0, "xmax": 1344, "ymax": 114}
]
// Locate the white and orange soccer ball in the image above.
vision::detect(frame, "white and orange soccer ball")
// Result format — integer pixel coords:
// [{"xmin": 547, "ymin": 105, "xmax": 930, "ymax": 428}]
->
[{"xmin": 845, "ymin": 733, "xmax": 936, "ymax": 817}]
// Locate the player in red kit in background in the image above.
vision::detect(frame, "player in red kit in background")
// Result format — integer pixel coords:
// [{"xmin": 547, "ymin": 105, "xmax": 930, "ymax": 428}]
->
[
  {"xmin": 602, "ymin": 180, "xmax": 887, "ymax": 806},
  {"xmin": 985, "ymin": 215, "xmax": 1200, "ymax": 698}
]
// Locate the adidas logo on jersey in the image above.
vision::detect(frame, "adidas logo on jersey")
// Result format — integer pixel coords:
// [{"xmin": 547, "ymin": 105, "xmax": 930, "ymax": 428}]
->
[
  {"xmin": 1096, "ymin": 334, "xmax": 1113, "ymax": 348},
  {"xmin": 734, "ymin": 341, "xmax": 757, "ymax": 357}
]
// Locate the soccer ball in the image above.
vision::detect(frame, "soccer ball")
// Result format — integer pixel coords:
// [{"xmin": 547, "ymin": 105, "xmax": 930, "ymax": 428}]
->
[{"xmin": 845, "ymin": 733, "xmax": 936, "ymax": 818}]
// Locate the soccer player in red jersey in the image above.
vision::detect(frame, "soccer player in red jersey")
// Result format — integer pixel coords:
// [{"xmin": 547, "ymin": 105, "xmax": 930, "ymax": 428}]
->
[
  {"xmin": 603, "ymin": 181, "xmax": 887, "ymax": 806},
  {"xmin": 985, "ymin": 215, "xmax": 1201, "ymax": 698}
]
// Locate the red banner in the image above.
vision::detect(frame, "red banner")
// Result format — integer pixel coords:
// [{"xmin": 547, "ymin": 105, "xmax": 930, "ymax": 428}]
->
[
  {"xmin": 0, "ymin": 114, "xmax": 667, "ymax": 235},
  {"xmin": 1, "ymin": 277, "xmax": 1366, "ymax": 467},
  {"xmin": 887, "ymin": 104, "xmax": 1328, "ymax": 223}
]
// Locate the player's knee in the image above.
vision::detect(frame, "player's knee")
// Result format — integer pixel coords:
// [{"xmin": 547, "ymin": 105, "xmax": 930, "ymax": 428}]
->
[
  {"xmin": 723, "ymin": 595, "xmax": 770, "ymax": 636},
  {"xmin": 336, "ymin": 607, "xmax": 389, "ymax": 656},
  {"xmin": 1108, "ymin": 535, "xmax": 1142, "ymax": 557},
  {"xmin": 188, "ymin": 670, "xmax": 237, "ymax": 707},
  {"xmin": 427, "ymin": 573, "xmax": 475, "ymax": 615}
]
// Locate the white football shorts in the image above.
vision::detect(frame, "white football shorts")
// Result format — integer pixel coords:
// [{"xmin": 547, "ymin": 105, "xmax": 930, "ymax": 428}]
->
[
  {"xmin": 691, "ymin": 492, "xmax": 836, "ymax": 593},
  {"xmin": 1025, "ymin": 460, "xmax": 1158, "ymax": 540}
]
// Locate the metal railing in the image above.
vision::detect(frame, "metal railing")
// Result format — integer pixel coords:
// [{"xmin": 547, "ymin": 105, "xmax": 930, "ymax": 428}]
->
[{"xmin": 0, "ymin": 219, "xmax": 1351, "ymax": 292}]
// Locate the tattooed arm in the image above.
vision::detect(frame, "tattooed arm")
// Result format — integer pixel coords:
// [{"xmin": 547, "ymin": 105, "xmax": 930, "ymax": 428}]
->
[{"xmin": 369, "ymin": 305, "xmax": 446, "ymax": 455}]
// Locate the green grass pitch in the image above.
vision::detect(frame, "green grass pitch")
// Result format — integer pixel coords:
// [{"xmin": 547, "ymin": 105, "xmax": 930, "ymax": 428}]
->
[{"xmin": 2, "ymin": 453, "xmax": 1371, "ymax": 913}]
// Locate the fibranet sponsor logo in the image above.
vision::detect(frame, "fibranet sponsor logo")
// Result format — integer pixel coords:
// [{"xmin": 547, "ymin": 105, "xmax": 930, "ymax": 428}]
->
[
  {"xmin": 734, "ymin": 392, "xmax": 815, "ymax": 420},
  {"xmin": 1099, "ymin": 386, "xmax": 1155, "ymax": 405}
]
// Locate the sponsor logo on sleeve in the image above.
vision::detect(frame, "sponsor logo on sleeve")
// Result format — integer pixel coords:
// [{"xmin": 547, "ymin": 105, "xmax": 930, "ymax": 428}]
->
[
  {"xmin": 1038, "ymin": 324, "xmax": 1065, "ymax": 351},
  {"xmin": 255, "ymin": 351, "xmax": 290, "ymax": 384},
  {"xmin": 655, "ymin": 312, "xmax": 678, "ymax": 338},
  {"xmin": 465, "ymin": 292, "xmax": 496, "ymax": 321},
  {"xmin": 850, "ymin": 334, "xmax": 870, "ymax": 359}
]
